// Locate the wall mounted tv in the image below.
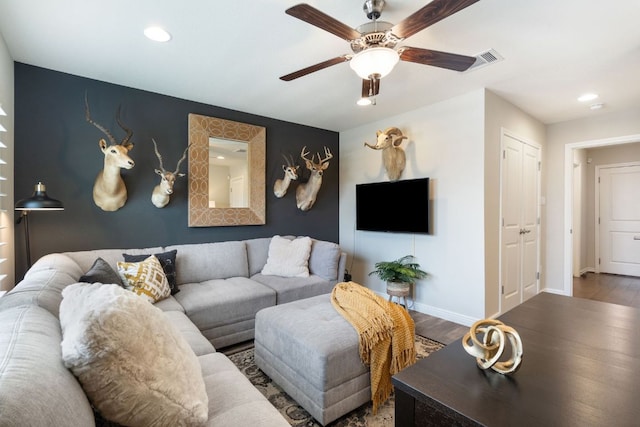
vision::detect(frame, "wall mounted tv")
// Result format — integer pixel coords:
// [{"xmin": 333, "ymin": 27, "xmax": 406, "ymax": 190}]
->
[{"xmin": 356, "ymin": 177, "xmax": 430, "ymax": 234}]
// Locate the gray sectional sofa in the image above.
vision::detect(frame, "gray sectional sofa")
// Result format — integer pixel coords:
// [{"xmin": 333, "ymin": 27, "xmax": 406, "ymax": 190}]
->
[{"xmin": 0, "ymin": 236, "xmax": 346, "ymax": 426}]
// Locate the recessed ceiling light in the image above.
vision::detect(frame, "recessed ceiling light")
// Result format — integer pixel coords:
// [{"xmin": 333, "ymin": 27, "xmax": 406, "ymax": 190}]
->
[
  {"xmin": 590, "ymin": 103, "xmax": 605, "ymax": 110},
  {"xmin": 144, "ymin": 26, "xmax": 171, "ymax": 42},
  {"xmin": 216, "ymin": 155, "xmax": 225, "ymax": 160},
  {"xmin": 577, "ymin": 93, "xmax": 598, "ymax": 102},
  {"xmin": 357, "ymin": 97, "xmax": 372, "ymax": 106}
]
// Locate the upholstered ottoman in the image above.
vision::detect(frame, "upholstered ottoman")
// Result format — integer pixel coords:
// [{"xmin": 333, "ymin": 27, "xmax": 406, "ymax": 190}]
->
[{"xmin": 254, "ymin": 293, "xmax": 369, "ymax": 426}]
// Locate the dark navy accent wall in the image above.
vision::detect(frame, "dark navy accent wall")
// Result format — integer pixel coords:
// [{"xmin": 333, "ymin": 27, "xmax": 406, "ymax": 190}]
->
[{"xmin": 14, "ymin": 63, "xmax": 339, "ymax": 279}]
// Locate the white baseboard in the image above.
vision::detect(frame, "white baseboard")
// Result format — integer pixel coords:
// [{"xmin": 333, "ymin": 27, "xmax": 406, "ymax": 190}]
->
[
  {"xmin": 372, "ymin": 290, "xmax": 477, "ymax": 327},
  {"xmin": 541, "ymin": 288, "xmax": 570, "ymax": 296}
]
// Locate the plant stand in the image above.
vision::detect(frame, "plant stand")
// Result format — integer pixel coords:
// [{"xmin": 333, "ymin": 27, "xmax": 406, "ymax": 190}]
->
[{"xmin": 387, "ymin": 281, "xmax": 410, "ymax": 309}]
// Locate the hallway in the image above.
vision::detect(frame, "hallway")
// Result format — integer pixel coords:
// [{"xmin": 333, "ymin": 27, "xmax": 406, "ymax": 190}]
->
[{"xmin": 573, "ymin": 273, "xmax": 640, "ymax": 308}]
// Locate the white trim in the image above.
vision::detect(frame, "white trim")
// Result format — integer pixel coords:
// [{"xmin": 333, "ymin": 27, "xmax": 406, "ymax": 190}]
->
[
  {"xmin": 372, "ymin": 290, "xmax": 477, "ymax": 327},
  {"xmin": 562, "ymin": 133, "xmax": 640, "ymax": 296}
]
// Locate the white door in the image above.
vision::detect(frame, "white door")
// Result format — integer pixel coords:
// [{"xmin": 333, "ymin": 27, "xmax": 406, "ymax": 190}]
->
[
  {"xmin": 501, "ymin": 133, "xmax": 541, "ymax": 313},
  {"xmin": 229, "ymin": 176, "xmax": 245, "ymax": 208},
  {"xmin": 598, "ymin": 164, "xmax": 640, "ymax": 276}
]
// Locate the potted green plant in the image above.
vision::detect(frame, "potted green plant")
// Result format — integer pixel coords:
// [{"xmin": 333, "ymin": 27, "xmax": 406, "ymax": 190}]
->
[{"xmin": 368, "ymin": 255, "xmax": 428, "ymax": 296}]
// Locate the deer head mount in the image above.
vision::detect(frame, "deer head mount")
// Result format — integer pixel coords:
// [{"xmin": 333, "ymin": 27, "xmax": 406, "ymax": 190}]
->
[
  {"xmin": 274, "ymin": 154, "xmax": 299, "ymax": 198},
  {"xmin": 151, "ymin": 139, "xmax": 191, "ymax": 208},
  {"xmin": 85, "ymin": 94, "xmax": 135, "ymax": 211},
  {"xmin": 364, "ymin": 127, "xmax": 408, "ymax": 181},
  {"xmin": 296, "ymin": 146, "xmax": 332, "ymax": 211}
]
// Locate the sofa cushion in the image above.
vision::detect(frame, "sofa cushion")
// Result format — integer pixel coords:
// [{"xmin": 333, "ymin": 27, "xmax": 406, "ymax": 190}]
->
[
  {"xmin": 0, "ymin": 254, "xmax": 82, "ymax": 318},
  {"xmin": 251, "ymin": 273, "xmax": 336, "ymax": 304},
  {"xmin": 163, "ymin": 311, "xmax": 216, "ymax": 356},
  {"xmin": 309, "ymin": 239, "xmax": 342, "ymax": 281},
  {"xmin": 117, "ymin": 255, "xmax": 171, "ymax": 303},
  {"xmin": 123, "ymin": 249, "xmax": 179, "ymax": 295},
  {"xmin": 0, "ymin": 305, "xmax": 95, "ymax": 426},
  {"xmin": 261, "ymin": 235, "xmax": 312, "ymax": 278},
  {"xmin": 79, "ymin": 257, "xmax": 124, "ymax": 287},
  {"xmin": 60, "ymin": 283, "xmax": 208, "ymax": 427},
  {"xmin": 174, "ymin": 277, "xmax": 275, "ymax": 334},
  {"xmin": 166, "ymin": 241, "xmax": 248, "ymax": 284},
  {"xmin": 245, "ymin": 237, "xmax": 275, "ymax": 276},
  {"xmin": 199, "ymin": 352, "xmax": 289, "ymax": 426},
  {"xmin": 153, "ymin": 295, "xmax": 185, "ymax": 313}
]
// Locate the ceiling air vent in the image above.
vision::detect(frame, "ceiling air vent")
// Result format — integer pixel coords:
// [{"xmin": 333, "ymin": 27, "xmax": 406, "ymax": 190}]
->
[{"xmin": 465, "ymin": 49, "xmax": 504, "ymax": 72}]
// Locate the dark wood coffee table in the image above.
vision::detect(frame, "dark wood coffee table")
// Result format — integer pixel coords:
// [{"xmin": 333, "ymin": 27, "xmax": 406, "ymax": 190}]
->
[{"xmin": 393, "ymin": 292, "xmax": 640, "ymax": 426}]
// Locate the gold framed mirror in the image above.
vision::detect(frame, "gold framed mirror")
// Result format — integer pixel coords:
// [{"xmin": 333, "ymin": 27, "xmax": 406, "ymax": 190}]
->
[{"xmin": 188, "ymin": 113, "xmax": 265, "ymax": 226}]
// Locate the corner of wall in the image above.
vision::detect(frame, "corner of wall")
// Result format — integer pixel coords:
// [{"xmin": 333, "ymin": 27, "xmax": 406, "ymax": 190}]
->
[{"xmin": 0, "ymin": 32, "xmax": 15, "ymax": 289}]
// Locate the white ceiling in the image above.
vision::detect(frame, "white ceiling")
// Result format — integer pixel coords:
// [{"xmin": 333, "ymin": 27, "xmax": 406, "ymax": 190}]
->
[{"xmin": 0, "ymin": 0, "xmax": 639, "ymax": 132}]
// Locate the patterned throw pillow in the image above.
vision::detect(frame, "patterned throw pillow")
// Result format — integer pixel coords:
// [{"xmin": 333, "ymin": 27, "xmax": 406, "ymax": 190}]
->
[
  {"xmin": 123, "ymin": 250, "xmax": 179, "ymax": 295},
  {"xmin": 117, "ymin": 255, "xmax": 171, "ymax": 303}
]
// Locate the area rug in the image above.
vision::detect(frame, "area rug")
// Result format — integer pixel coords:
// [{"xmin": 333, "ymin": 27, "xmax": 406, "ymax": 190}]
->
[{"xmin": 227, "ymin": 335, "xmax": 444, "ymax": 426}]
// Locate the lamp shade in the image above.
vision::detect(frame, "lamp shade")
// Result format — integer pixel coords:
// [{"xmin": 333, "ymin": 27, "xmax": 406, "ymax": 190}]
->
[
  {"xmin": 350, "ymin": 47, "xmax": 400, "ymax": 79},
  {"xmin": 15, "ymin": 182, "xmax": 64, "ymax": 211}
]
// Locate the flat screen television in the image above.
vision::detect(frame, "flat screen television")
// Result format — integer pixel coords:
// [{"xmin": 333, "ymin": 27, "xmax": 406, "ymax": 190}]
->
[{"xmin": 356, "ymin": 177, "xmax": 430, "ymax": 234}]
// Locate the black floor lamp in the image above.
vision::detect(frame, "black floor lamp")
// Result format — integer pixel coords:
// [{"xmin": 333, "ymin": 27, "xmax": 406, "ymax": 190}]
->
[{"xmin": 15, "ymin": 182, "xmax": 64, "ymax": 269}]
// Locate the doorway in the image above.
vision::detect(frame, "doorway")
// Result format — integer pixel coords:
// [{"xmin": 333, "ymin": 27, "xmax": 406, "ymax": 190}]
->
[{"xmin": 563, "ymin": 134, "xmax": 640, "ymax": 295}]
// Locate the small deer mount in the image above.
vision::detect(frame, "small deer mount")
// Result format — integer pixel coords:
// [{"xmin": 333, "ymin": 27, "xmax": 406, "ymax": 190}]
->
[
  {"xmin": 273, "ymin": 154, "xmax": 299, "ymax": 198},
  {"xmin": 85, "ymin": 94, "xmax": 135, "ymax": 212},
  {"xmin": 151, "ymin": 139, "xmax": 191, "ymax": 208},
  {"xmin": 296, "ymin": 146, "xmax": 332, "ymax": 211},
  {"xmin": 364, "ymin": 127, "xmax": 408, "ymax": 181}
]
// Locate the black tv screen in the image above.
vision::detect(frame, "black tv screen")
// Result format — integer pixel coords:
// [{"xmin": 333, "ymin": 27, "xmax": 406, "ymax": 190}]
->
[{"xmin": 356, "ymin": 178, "xmax": 430, "ymax": 234}]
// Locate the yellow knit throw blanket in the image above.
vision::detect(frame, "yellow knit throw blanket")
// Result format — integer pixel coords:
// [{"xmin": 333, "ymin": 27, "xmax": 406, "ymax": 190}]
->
[{"xmin": 330, "ymin": 281, "xmax": 416, "ymax": 413}]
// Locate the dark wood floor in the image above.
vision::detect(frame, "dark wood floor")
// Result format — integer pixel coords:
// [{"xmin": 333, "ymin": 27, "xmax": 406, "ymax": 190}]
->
[
  {"xmin": 573, "ymin": 272, "xmax": 640, "ymax": 308},
  {"xmin": 411, "ymin": 272, "xmax": 640, "ymax": 346}
]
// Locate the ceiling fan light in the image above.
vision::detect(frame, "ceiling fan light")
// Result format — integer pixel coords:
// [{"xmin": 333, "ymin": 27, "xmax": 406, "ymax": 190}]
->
[
  {"xmin": 350, "ymin": 47, "xmax": 399, "ymax": 79},
  {"xmin": 357, "ymin": 97, "xmax": 373, "ymax": 106}
]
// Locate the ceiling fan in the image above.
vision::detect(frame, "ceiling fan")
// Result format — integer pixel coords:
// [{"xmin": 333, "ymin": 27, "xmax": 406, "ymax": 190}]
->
[{"xmin": 280, "ymin": 0, "xmax": 481, "ymax": 101}]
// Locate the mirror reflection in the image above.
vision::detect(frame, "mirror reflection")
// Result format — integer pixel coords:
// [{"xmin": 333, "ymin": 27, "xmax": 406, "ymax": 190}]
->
[{"xmin": 208, "ymin": 137, "xmax": 249, "ymax": 208}]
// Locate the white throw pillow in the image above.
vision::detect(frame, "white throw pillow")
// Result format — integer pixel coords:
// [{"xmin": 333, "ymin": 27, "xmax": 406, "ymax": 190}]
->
[
  {"xmin": 60, "ymin": 283, "xmax": 208, "ymax": 427},
  {"xmin": 117, "ymin": 255, "xmax": 171, "ymax": 303},
  {"xmin": 261, "ymin": 235, "xmax": 312, "ymax": 277}
]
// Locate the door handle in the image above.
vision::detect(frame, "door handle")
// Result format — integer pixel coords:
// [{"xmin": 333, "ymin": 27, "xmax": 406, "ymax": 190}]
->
[{"xmin": 519, "ymin": 229, "xmax": 531, "ymax": 235}]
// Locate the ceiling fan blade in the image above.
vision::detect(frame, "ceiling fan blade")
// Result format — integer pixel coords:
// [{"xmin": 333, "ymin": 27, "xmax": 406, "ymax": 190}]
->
[
  {"xmin": 399, "ymin": 47, "xmax": 476, "ymax": 71},
  {"xmin": 280, "ymin": 55, "xmax": 351, "ymax": 81},
  {"xmin": 362, "ymin": 78, "xmax": 380, "ymax": 97},
  {"xmin": 286, "ymin": 3, "xmax": 361, "ymax": 41},
  {"xmin": 392, "ymin": 0, "xmax": 480, "ymax": 39}
]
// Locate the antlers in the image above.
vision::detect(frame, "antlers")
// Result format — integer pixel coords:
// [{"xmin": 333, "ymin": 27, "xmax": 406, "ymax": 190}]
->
[
  {"xmin": 84, "ymin": 93, "xmax": 133, "ymax": 148},
  {"xmin": 153, "ymin": 138, "xmax": 191, "ymax": 174},
  {"xmin": 300, "ymin": 146, "xmax": 333, "ymax": 166}
]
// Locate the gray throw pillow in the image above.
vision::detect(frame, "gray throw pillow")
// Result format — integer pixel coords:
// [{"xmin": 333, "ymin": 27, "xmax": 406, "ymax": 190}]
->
[
  {"xmin": 79, "ymin": 257, "xmax": 124, "ymax": 287},
  {"xmin": 123, "ymin": 250, "xmax": 179, "ymax": 295}
]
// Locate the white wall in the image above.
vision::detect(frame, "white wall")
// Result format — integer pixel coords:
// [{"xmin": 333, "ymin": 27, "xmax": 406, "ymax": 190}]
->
[
  {"xmin": 339, "ymin": 90, "xmax": 485, "ymax": 325},
  {"xmin": 0, "ymin": 32, "xmax": 14, "ymax": 289},
  {"xmin": 545, "ymin": 107, "xmax": 640, "ymax": 294},
  {"xmin": 483, "ymin": 91, "xmax": 546, "ymax": 317}
]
